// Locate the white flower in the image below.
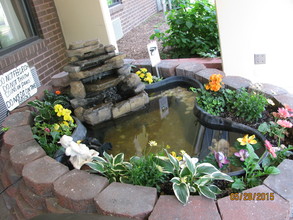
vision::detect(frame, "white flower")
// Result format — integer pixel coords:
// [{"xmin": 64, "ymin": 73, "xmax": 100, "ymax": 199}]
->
[{"xmin": 148, "ymin": 140, "xmax": 158, "ymax": 147}]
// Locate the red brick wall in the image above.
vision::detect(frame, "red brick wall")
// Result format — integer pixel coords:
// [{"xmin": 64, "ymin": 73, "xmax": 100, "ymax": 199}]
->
[
  {"xmin": 110, "ymin": 0, "xmax": 158, "ymax": 35},
  {"xmin": 0, "ymin": 0, "xmax": 68, "ymax": 85}
]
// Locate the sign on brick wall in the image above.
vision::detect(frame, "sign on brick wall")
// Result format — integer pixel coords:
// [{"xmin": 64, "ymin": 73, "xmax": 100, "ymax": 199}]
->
[{"xmin": 0, "ymin": 63, "xmax": 37, "ymax": 111}]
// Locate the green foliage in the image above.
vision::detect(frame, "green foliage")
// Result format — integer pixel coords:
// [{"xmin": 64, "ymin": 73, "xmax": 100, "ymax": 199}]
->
[
  {"xmin": 87, "ymin": 152, "xmax": 132, "ymax": 183},
  {"xmin": 28, "ymin": 90, "xmax": 70, "ymax": 124},
  {"xmin": 231, "ymin": 89, "xmax": 268, "ymax": 121},
  {"xmin": 1, "ymin": 127, "xmax": 10, "ymax": 132},
  {"xmin": 191, "ymin": 87, "xmax": 268, "ymax": 122},
  {"xmin": 124, "ymin": 155, "xmax": 168, "ymax": 191},
  {"xmin": 231, "ymin": 143, "xmax": 280, "ymax": 190},
  {"xmin": 150, "ymin": 0, "xmax": 220, "ymax": 58},
  {"xmin": 154, "ymin": 150, "xmax": 233, "ymax": 204},
  {"xmin": 262, "ymin": 145, "xmax": 293, "ymax": 167},
  {"xmin": 28, "ymin": 90, "xmax": 75, "ymax": 157}
]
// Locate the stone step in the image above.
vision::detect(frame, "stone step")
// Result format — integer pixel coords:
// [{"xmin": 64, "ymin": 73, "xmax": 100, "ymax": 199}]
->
[
  {"xmin": 72, "ymin": 52, "xmax": 116, "ymax": 71},
  {"xmin": 85, "ymin": 76, "xmax": 123, "ymax": 93}
]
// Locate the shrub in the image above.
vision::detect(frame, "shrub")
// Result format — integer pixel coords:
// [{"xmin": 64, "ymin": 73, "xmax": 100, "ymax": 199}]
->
[{"xmin": 150, "ymin": 0, "xmax": 220, "ymax": 58}]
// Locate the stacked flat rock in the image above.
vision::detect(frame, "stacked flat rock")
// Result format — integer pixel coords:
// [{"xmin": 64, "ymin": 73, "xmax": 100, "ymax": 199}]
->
[{"xmin": 60, "ymin": 39, "xmax": 148, "ymax": 126}]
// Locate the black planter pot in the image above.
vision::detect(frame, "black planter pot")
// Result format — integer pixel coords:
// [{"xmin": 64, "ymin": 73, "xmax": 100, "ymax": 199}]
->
[{"xmin": 146, "ymin": 76, "xmax": 268, "ymax": 176}]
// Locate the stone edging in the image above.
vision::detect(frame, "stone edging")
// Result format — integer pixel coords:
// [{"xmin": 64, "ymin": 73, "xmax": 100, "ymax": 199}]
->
[{"xmin": 0, "ymin": 59, "xmax": 292, "ymax": 219}]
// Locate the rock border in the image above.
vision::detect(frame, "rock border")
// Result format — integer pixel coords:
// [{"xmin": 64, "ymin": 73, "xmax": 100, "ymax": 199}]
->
[{"xmin": 1, "ymin": 59, "xmax": 293, "ymax": 219}]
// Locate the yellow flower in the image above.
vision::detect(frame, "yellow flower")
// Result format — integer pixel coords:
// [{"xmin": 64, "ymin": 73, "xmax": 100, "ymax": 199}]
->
[
  {"xmin": 166, "ymin": 145, "xmax": 171, "ymax": 149},
  {"xmin": 139, "ymin": 73, "xmax": 145, "ymax": 79},
  {"xmin": 140, "ymin": 68, "xmax": 147, "ymax": 73},
  {"xmin": 136, "ymin": 71, "xmax": 141, "ymax": 75},
  {"xmin": 54, "ymin": 104, "xmax": 63, "ymax": 113},
  {"xmin": 171, "ymin": 151, "xmax": 183, "ymax": 161},
  {"xmin": 146, "ymin": 72, "xmax": 152, "ymax": 77},
  {"xmin": 149, "ymin": 140, "xmax": 158, "ymax": 147},
  {"xmin": 237, "ymin": 134, "xmax": 257, "ymax": 145},
  {"xmin": 77, "ymin": 140, "xmax": 82, "ymax": 144},
  {"xmin": 53, "ymin": 124, "xmax": 60, "ymax": 131},
  {"xmin": 62, "ymin": 121, "xmax": 69, "ymax": 127}
]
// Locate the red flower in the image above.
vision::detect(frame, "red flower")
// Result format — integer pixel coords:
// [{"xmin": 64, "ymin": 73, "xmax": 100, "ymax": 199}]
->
[
  {"xmin": 44, "ymin": 128, "xmax": 50, "ymax": 133},
  {"xmin": 264, "ymin": 140, "xmax": 277, "ymax": 158},
  {"xmin": 55, "ymin": 90, "xmax": 61, "ymax": 95}
]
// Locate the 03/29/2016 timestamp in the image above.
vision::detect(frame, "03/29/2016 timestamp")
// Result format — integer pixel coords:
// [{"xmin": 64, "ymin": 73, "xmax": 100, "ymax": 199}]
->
[{"xmin": 230, "ymin": 192, "xmax": 274, "ymax": 201}]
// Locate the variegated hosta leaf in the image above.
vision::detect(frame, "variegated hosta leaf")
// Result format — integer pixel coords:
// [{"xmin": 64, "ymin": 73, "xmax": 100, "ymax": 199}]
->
[
  {"xmin": 130, "ymin": 156, "xmax": 140, "ymax": 163},
  {"xmin": 153, "ymin": 156, "xmax": 174, "ymax": 173},
  {"xmin": 173, "ymin": 182, "xmax": 190, "ymax": 204},
  {"xmin": 198, "ymin": 185, "xmax": 216, "ymax": 200},
  {"xmin": 165, "ymin": 149, "xmax": 180, "ymax": 169},
  {"xmin": 196, "ymin": 163, "xmax": 219, "ymax": 175},
  {"xmin": 92, "ymin": 156, "xmax": 107, "ymax": 163},
  {"xmin": 124, "ymin": 162, "xmax": 133, "ymax": 169},
  {"xmin": 194, "ymin": 176, "xmax": 211, "ymax": 186},
  {"xmin": 113, "ymin": 164, "xmax": 127, "ymax": 171},
  {"xmin": 170, "ymin": 177, "xmax": 181, "ymax": 184},
  {"xmin": 208, "ymin": 184, "xmax": 222, "ymax": 194},
  {"xmin": 86, "ymin": 162, "xmax": 104, "ymax": 173},
  {"xmin": 183, "ymin": 154, "xmax": 196, "ymax": 176},
  {"xmin": 113, "ymin": 153, "xmax": 124, "ymax": 165},
  {"xmin": 189, "ymin": 186, "xmax": 196, "ymax": 193},
  {"xmin": 180, "ymin": 166, "xmax": 191, "ymax": 177},
  {"xmin": 211, "ymin": 172, "xmax": 233, "ymax": 182},
  {"xmin": 103, "ymin": 151, "xmax": 113, "ymax": 164}
]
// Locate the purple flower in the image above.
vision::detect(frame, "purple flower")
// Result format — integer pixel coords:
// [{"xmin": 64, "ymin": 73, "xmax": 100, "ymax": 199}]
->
[
  {"xmin": 234, "ymin": 149, "xmax": 249, "ymax": 161},
  {"xmin": 214, "ymin": 151, "xmax": 230, "ymax": 168}
]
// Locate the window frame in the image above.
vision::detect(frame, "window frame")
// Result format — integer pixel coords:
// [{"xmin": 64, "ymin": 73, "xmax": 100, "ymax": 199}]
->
[{"xmin": 0, "ymin": 0, "xmax": 39, "ymax": 56}]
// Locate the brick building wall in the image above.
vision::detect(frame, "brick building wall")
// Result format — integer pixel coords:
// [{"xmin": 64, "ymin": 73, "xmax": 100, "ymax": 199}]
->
[
  {"xmin": 0, "ymin": 0, "xmax": 68, "ymax": 85},
  {"xmin": 109, "ymin": 0, "xmax": 158, "ymax": 35}
]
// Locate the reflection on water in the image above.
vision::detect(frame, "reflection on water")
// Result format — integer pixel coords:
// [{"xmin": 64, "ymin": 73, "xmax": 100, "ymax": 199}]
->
[{"xmin": 90, "ymin": 87, "xmax": 199, "ymax": 159}]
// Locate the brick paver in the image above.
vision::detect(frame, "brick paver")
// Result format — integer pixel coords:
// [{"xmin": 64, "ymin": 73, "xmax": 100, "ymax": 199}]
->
[
  {"xmin": 217, "ymin": 185, "xmax": 290, "ymax": 220},
  {"xmin": 264, "ymin": 159, "xmax": 293, "ymax": 218},
  {"xmin": 149, "ymin": 195, "xmax": 221, "ymax": 220},
  {"xmin": 95, "ymin": 182, "xmax": 157, "ymax": 219}
]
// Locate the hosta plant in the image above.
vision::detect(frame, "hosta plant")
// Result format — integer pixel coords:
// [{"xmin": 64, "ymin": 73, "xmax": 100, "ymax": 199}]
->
[
  {"xmin": 87, "ymin": 152, "xmax": 132, "ymax": 183},
  {"xmin": 154, "ymin": 150, "xmax": 233, "ymax": 204}
]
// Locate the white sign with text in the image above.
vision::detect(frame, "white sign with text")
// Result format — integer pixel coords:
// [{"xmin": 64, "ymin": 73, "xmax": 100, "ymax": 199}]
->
[
  {"xmin": 147, "ymin": 41, "xmax": 161, "ymax": 67},
  {"xmin": 0, "ymin": 63, "xmax": 37, "ymax": 111}
]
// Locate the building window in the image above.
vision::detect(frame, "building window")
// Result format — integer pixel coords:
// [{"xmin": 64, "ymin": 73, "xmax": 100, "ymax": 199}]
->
[
  {"xmin": 0, "ymin": 0, "xmax": 37, "ymax": 54},
  {"xmin": 107, "ymin": 0, "xmax": 121, "ymax": 7}
]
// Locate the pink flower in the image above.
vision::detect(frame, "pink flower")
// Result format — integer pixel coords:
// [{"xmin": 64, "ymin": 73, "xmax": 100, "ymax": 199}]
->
[
  {"xmin": 277, "ymin": 120, "xmax": 293, "ymax": 128},
  {"xmin": 264, "ymin": 140, "xmax": 277, "ymax": 158},
  {"xmin": 284, "ymin": 104, "xmax": 293, "ymax": 113},
  {"xmin": 234, "ymin": 149, "xmax": 249, "ymax": 161},
  {"xmin": 44, "ymin": 128, "xmax": 50, "ymax": 133},
  {"xmin": 214, "ymin": 151, "xmax": 230, "ymax": 168},
  {"xmin": 277, "ymin": 107, "xmax": 291, "ymax": 118}
]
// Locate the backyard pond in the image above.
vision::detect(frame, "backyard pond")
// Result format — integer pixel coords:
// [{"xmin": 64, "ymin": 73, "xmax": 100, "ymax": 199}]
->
[{"xmin": 87, "ymin": 85, "xmax": 264, "ymax": 174}]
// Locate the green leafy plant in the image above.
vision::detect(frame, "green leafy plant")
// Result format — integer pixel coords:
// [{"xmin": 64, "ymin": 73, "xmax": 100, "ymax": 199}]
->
[
  {"xmin": 124, "ymin": 155, "xmax": 168, "ymax": 191},
  {"xmin": 231, "ymin": 143, "xmax": 280, "ymax": 190},
  {"xmin": 154, "ymin": 150, "xmax": 233, "ymax": 204},
  {"xmin": 261, "ymin": 145, "xmax": 293, "ymax": 167},
  {"xmin": 87, "ymin": 151, "xmax": 132, "ymax": 183},
  {"xmin": 191, "ymin": 75, "xmax": 269, "ymax": 122},
  {"xmin": 258, "ymin": 105, "xmax": 293, "ymax": 146},
  {"xmin": 150, "ymin": 0, "xmax": 220, "ymax": 58},
  {"xmin": 230, "ymin": 88, "xmax": 268, "ymax": 122},
  {"xmin": 28, "ymin": 90, "xmax": 76, "ymax": 157}
]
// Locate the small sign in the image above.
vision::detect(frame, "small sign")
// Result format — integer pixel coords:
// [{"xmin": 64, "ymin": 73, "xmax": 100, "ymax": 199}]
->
[
  {"xmin": 0, "ymin": 63, "xmax": 37, "ymax": 111},
  {"xmin": 159, "ymin": 96, "xmax": 169, "ymax": 119},
  {"xmin": 147, "ymin": 41, "xmax": 161, "ymax": 67}
]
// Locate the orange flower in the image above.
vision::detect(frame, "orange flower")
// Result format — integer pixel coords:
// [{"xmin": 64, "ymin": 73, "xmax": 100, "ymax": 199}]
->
[
  {"xmin": 205, "ymin": 74, "xmax": 224, "ymax": 92},
  {"xmin": 55, "ymin": 90, "xmax": 61, "ymax": 95}
]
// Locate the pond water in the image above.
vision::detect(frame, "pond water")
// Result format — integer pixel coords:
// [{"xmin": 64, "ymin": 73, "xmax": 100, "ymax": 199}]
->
[{"xmin": 88, "ymin": 86, "xmax": 263, "ymax": 174}]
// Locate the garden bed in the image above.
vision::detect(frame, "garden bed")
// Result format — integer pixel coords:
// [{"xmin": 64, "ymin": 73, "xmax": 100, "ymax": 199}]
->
[{"xmin": 1, "ymin": 59, "xmax": 293, "ymax": 219}]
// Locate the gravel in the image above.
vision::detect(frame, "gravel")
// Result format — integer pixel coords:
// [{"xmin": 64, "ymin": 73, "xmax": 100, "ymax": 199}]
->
[{"xmin": 117, "ymin": 12, "xmax": 169, "ymax": 60}]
